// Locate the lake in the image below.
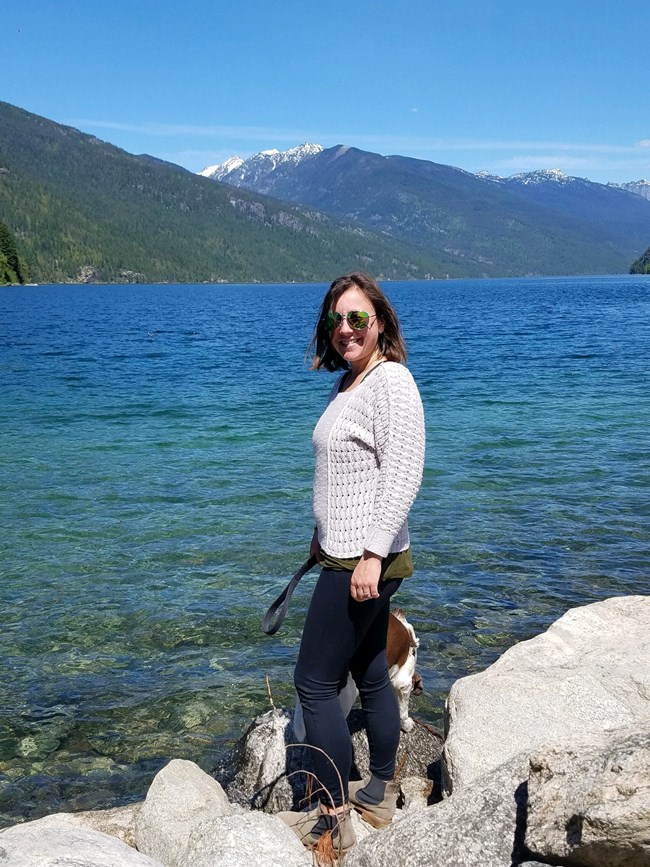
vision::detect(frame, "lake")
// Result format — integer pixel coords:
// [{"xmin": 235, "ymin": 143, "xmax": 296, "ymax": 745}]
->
[{"xmin": 0, "ymin": 274, "xmax": 648, "ymax": 825}]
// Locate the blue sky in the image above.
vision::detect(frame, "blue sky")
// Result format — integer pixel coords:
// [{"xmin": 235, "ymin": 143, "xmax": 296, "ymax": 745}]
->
[{"xmin": 5, "ymin": 0, "xmax": 650, "ymax": 183}]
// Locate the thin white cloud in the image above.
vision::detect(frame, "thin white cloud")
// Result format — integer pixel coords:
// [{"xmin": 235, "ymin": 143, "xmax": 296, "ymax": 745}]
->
[
  {"xmin": 71, "ymin": 117, "xmax": 646, "ymax": 157},
  {"xmin": 69, "ymin": 117, "xmax": 650, "ymax": 181},
  {"xmin": 70, "ymin": 118, "xmax": 314, "ymax": 143}
]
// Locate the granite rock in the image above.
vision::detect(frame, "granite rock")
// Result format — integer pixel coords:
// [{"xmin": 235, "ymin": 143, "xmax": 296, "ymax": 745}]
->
[
  {"xmin": 346, "ymin": 750, "xmax": 531, "ymax": 867},
  {"xmin": 44, "ymin": 802, "xmax": 141, "ymax": 847},
  {"xmin": 443, "ymin": 595, "xmax": 650, "ymax": 792},
  {"xmin": 135, "ymin": 758, "xmax": 232, "ymax": 866},
  {"xmin": 0, "ymin": 816, "xmax": 161, "ymax": 866},
  {"xmin": 221, "ymin": 706, "xmax": 442, "ymax": 813},
  {"xmin": 183, "ymin": 810, "xmax": 312, "ymax": 867},
  {"xmin": 525, "ymin": 725, "xmax": 650, "ymax": 867}
]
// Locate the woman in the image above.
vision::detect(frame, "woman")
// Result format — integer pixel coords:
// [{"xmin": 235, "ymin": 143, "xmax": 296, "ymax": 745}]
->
[{"xmin": 279, "ymin": 273, "xmax": 425, "ymax": 853}]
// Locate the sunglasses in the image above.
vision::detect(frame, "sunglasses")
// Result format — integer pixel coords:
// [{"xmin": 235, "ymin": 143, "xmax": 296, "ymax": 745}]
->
[{"xmin": 325, "ymin": 310, "xmax": 377, "ymax": 331}]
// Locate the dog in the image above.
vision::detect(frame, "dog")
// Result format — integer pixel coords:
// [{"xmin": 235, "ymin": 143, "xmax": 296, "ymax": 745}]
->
[
  {"xmin": 386, "ymin": 608, "xmax": 422, "ymax": 732},
  {"xmin": 292, "ymin": 608, "xmax": 422, "ymax": 741}
]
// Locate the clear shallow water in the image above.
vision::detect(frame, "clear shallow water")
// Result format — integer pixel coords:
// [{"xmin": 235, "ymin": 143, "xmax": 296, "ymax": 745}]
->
[{"xmin": 0, "ymin": 275, "xmax": 648, "ymax": 825}]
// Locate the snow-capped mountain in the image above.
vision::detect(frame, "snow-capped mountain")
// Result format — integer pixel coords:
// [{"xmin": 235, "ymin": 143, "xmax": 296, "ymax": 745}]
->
[
  {"xmin": 200, "ymin": 143, "xmax": 322, "ymax": 191},
  {"xmin": 203, "ymin": 147, "xmax": 650, "ymax": 205},
  {"xmin": 196, "ymin": 142, "xmax": 650, "ymax": 277}
]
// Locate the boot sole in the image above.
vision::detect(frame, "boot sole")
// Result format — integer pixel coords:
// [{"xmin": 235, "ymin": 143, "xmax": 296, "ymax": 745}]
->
[{"xmin": 350, "ymin": 803, "xmax": 392, "ymax": 829}]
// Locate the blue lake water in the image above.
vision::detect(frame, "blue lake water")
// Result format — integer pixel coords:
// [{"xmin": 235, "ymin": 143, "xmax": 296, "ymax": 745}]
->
[{"xmin": 0, "ymin": 275, "xmax": 648, "ymax": 825}]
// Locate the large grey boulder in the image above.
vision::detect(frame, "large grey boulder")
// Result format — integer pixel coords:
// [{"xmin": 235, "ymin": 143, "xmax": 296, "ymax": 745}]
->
[
  {"xmin": 183, "ymin": 810, "xmax": 313, "ymax": 867},
  {"xmin": 37, "ymin": 803, "xmax": 141, "ymax": 847},
  {"xmin": 345, "ymin": 749, "xmax": 531, "ymax": 867},
  {"xmin": 525, "ymin": 726, "xmax": 650, "ymax": 867},
  {"xmin": 443, "ymin": 595, "xmax": 650, "ymax": 792},
  {"xmin": 0, "ymin": 816, "xmax": 162, "ymax": 866},
  {"xmin": 135, "ymin": 758, "xmax": 232, "ymax": 866},
  {"xmin": 221, "ymin": 708, "xmax": 307, "ymax": 812},
  {"xmin": 221, "ymin": 706, "xmax": 442, "ymax": 813}
]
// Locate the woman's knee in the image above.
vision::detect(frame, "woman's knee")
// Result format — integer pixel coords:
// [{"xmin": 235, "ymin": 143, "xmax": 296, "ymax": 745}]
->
[{"xmin": 293, "ymin": 659, "xmax": 311, "ymax": 700}]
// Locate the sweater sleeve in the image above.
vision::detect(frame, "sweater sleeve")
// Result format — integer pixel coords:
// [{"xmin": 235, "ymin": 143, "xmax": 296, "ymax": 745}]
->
[{"xmin": 363, "ymin": 364, "xmax": 425, "ymax": 557}]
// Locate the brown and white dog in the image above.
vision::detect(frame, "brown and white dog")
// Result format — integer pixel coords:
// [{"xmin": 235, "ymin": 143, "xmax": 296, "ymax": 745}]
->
[
  {"xmin": 293, "ymin": 609, "xmax": 422, "ymax": 740},
  {"xmin": 386, "ymin": 608, "xmax": 422, "ymax": 732}
]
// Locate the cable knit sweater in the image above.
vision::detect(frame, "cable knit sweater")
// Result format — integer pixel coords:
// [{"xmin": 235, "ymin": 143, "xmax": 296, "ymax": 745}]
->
[{"xmin": 312, "ymin": 361, "xmax": 425, "ymax": 559}]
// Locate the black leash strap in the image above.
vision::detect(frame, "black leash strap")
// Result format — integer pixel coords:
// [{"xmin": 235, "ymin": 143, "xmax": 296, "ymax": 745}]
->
[{"xmin": 262, "ymin": 555, "xmax": 318, "ymax": 635}]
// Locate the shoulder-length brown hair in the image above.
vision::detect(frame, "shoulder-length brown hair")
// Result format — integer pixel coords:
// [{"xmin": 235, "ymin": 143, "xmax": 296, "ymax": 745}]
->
[{"xmin": 308, "ymin": 272, "xmax": 407, "ymax": 371}]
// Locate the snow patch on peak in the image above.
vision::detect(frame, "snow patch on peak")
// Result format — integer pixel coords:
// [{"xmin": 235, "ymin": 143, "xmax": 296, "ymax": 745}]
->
[
  {"xmin": 198, "ymin": 143, "xmax": 324, "ymax": 188},
  {"xmin": 508, "ymin": 168, "xmax": 571, "ymax": 185},
  {"xmin": 475, "ymin": 170, "xmax": 504, "ymax": 182},
  {"xmin": 199, "ymin": 156, "xmax": 244, "ymax": 180}
]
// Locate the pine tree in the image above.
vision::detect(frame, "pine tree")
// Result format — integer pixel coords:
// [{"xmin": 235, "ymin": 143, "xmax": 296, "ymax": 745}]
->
[{"xmin": 0, "ymin": 220, "xmax": 27, "ymax": 283}]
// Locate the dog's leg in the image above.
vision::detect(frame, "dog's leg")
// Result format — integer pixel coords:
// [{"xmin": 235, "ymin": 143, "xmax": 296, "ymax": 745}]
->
[
  {"xmin": 389, "ymin": 654, "xmax": 417, "ymax": 732},
  {"xmin": 397, "ymin": 685, "xmax": 415, "ymax": 732},
  {"xmin": 292, "ymin": 697, "xmax": 307, "ymax": 742}
]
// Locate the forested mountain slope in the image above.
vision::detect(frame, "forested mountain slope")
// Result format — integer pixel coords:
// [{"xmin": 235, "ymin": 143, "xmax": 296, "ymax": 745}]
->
[{"xmin": 0, "ymin": 102, "xmax": 443, "ymax": 283}]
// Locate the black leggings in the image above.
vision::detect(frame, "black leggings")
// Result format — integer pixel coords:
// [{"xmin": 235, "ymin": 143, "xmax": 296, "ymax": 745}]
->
[{"xmin": 294, "ymin": 567, "xmax": 402, "ymax": 807}]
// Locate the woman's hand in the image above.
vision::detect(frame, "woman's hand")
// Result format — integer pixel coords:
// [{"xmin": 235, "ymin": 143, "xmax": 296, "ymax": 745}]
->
[
  {"xmin": 350, "ymin": 551, "xmax": 382, "ymax": 602},
  {"xmin": 310, "ymin": 528, "xmax": 322, "ymax": 562}
]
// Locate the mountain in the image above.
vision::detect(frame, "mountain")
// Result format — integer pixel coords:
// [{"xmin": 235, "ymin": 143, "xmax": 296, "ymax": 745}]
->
[
  {"xmin": 200, "ymin": 144, "xmax": 323, "ymax": 187},
  {"xmin": 0, "ymin": 102, "xmax": 444, "ymax": 284},
  {"xmin": 607, "ymin": 179, "xmax": 650, "ymax": 202},
  {"xmin": 488, "ymin": 170, "xmax": 650, "ymax": 258},
  {"xmin": 204, "ymin": 146, "xmax": 650, "ymax": 277}
]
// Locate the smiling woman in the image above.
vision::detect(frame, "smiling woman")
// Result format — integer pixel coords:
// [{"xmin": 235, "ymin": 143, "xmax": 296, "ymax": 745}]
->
[{"xmin": 277, "ymin": 273, "xmax": 426, "ymax": 854}]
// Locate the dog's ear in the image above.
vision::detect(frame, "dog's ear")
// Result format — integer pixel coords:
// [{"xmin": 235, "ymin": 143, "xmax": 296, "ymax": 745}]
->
[{"xmin": 412, "ymin": 672, "xmax": 424, "ymax": 695}]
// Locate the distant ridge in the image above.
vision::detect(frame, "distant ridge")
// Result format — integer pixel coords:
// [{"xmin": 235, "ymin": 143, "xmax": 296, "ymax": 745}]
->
[{"xmin": 201, "ymin": 144, "xmax": 650, "ymax": 277}]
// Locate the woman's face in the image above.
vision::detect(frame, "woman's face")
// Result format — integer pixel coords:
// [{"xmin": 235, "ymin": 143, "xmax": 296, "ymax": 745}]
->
[{"xmin": 329, "ymin": 286, "xmax": 384, "ymax": 373}]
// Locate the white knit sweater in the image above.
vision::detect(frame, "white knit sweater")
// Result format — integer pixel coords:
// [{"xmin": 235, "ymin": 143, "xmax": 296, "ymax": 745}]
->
[{"xmin": 312, "ymin": 361, "xmax": 425, "ymax": 559}]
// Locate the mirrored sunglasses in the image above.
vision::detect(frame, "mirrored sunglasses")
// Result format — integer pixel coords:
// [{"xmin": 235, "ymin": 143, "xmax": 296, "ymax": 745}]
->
[{"xmin": 325, "ymin": 310, "xmax": 376, "ymax": 331}]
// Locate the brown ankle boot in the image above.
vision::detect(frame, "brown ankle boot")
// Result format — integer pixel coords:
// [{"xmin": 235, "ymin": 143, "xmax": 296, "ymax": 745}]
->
[
  {"xmin": 277, "ymin": 802, "xmax": 356, "ymax": 854},
  {"xmin": 349, "ymin": 778, "xmax": 399, "ymax": 828}
]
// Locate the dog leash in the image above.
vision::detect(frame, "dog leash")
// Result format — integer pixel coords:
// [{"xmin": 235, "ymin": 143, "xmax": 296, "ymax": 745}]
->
[{"xmin": 261, "ymin": 555, "xmax": 318, "ymax": 635}]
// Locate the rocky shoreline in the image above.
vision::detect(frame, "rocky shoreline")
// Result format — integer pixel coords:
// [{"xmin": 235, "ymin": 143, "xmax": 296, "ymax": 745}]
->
[{"xmin": 2, "ymin": 595, "xmax": 649, "ymax": 866}]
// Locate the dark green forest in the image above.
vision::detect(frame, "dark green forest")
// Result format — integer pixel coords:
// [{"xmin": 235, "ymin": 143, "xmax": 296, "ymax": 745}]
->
[
  {"xmin": 0, "ymin": 101, "xmax": 444, "ymax": 284},
  {"xmin": 0, "ymin": 218, "xmax": 28, "ymax": 284},
  {"xmin": 630, "ymin": 246, "xmax": 650, "ymax": 274}
]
